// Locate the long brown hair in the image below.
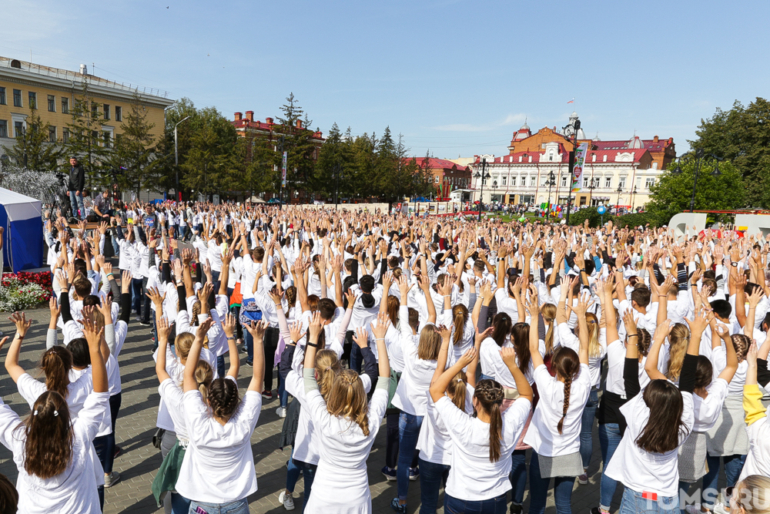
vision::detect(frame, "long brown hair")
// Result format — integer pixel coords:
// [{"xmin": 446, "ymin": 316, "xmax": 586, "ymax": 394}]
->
[
  {"xmin": 490, "ymin": 313, "xmax": 512, "ymax": 348},
  {"xmin": 417, "ymin": 325, "xmax": 442, "ymax": 361},
  {"xmin": 194, "ymin": 361, "xmax": 214, "ymax": 404},
  {"xmin": 41, "ymin": 346, "xmax": 72, "ymax": 398},
  {"xmin": 474, "ymin": 380, "xmax": 504, "ymax": 462},
  {"xmin": 585, "ymin": 313, "xmax": 601, "ymax": 358},
  {"xmin": 326, "ymin": 369, "xmax": 370, "ymax": 436},
  {"xmin": 510, "ymin": 322, "xmax": 531, "ymax": 374},
  {"xmin": 452, "ymin": 305, "xmax": 469, "ymax": 346},
  {"xmin": 636, "ymin": 328, "xmax": 652, "ymax": 361},
  {"xmin": 732, "ymin": 334, "xmax": 751, "ymax": 363},
  {"xmin": 666, "ymin": 323, "xmax": 690, "ymax": 381},
  {"xmin": 22, "ymin": 391, "xmax": 73, "ymax": 479},
  {"xmin": 208, "ymin": 378, "xmax": 241, "ymax": 422},
  {"xmin": 0, "ymin": 472, "xmax": 18, "ymax": 512},
  {"xmin": 386, "ymin": 296, "xmax": 400, "ymax": 327},
  {"xmin": 315, "ymin": 349, "xmax": 342, "ymax": 400},
  {"xmin": 636, "ymin": 379, "xmax": 688, "ymax": 453},
  {"xmin": 541, "ymin": 304, "xmax": 557, "ymax": 355},
  {"xmin": 552, "ymin": 347, "xmax": 580, "ymax": 434}
]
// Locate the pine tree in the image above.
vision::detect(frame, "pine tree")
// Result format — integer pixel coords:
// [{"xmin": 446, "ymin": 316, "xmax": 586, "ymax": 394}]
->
[
  {"xmin": 110, "ymin": 93, "xmax": 156, "ymax": 197},
  {"xmin": 273, "ymin": 93, "xmax": 318, "ymax": 202},
  {"xmin": 6, "ymin": 103, "xmax": 62, "ymax": 171}
]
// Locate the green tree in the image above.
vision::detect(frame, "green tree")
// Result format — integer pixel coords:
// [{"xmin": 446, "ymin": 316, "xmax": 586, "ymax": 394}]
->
[
  {"xmin": 180, "ymin": 107, "xmax": 240, "ymax": 201},
  {"xmin": 62, "ymin": 82, "xmax": 110, "ymax": 189},
  {"xmin": 6, "ymin": 103, "xmax": 62, "ymax": 170},
  {"xmin": 110, "ymin": 93, "xmax": 156, "ymax": 197},
  {"xmin": 149, "ymin": 97, "xmax": 198, "ymax": 197},
  {"xmin": 273, "ymin": 93, "xmax": 318, "ymax": 202},
  {"xmin": 646, "ymin": 160, "xmax": 745, "ymax": 224},
  {"xmin": 690, "ymin": 97, "xmax": 770, "ymax": 207},
  {"xmin": 315, "ymin": 122, "xmax": 354, "ymax": 201}
]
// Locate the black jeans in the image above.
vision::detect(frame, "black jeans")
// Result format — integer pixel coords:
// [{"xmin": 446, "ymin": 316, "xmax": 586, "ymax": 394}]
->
[{"xmin": 264, "ymin": 327, "xmax": 279, "ymax": 391}]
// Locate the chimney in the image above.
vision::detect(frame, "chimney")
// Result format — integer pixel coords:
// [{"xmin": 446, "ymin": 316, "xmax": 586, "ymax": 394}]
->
[
  {"xmin": 265, "ymin": 117, "xmax": 273, "ymax": 125},
  {"xmin": 653, "ymin": 135, "xmax": 659, "ymax": 143},
  {"xmin": 79, "ymin": 64, "xmax": 88, "ymax": 75},
  {"xmin": 234, "ymin": 112, "xmax": 242, "ymax": 121},
  {"xmin": 245, "ymin": 111, "xmax": 254, "ymax": 122},
  {"xmin": 296, "ymin": 119, "xmax": 302, "ymax": 129}
]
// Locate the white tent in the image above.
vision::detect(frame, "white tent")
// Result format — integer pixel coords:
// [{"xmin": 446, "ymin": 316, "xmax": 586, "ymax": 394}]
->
[{"xmin": 0, "ymin": 188, "xmax": 43, "ymax": 272}]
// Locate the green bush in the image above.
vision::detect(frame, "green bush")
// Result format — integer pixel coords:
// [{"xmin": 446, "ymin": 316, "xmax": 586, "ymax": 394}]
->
[{"xmin": 568, "ymin": 207, "xmax": 603, "ymax": 227}]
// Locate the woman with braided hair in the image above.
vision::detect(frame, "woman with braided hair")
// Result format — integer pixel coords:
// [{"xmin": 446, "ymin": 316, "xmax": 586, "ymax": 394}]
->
[
  {"xmin": 429, "ymin": 342, "xmax": 532, "ymax": 512},
  {"xmin": 175, "ymin": 316, "xmax": 266, "ymax": 514},
  {"xmin": 524, "ymin": 286, "xmax": 592, "ymax": 514},
  {"xmin": 301, "ymin": 310, "xmax": 391, "ymax": 513}
]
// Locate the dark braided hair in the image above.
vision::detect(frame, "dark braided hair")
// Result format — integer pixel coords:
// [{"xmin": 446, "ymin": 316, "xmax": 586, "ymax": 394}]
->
[
  {"xmin": 207, "ymin": 377, "xmax": 241, "ymax": 421},
  {"xmin": 473, "ymin": 380, "xmax": 505, "ymax": 462},
  {"xmin": 552, "ymin": 347, "xmax": 581, "ymax": 435}
]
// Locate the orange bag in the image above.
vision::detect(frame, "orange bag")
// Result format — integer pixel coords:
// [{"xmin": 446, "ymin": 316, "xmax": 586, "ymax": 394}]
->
[{"xmin": 230, "ymin": 282, "xmax": 243, "ymax": 307}]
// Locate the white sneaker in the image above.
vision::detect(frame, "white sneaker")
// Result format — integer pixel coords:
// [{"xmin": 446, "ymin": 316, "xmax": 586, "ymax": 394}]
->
[
  {"xmin": 277, "ymin": 407, "xmax": 287, "ymax": 418},
  {"xmin": 279, "ymin": 491, "xmax": 295, "ymax": 511}
]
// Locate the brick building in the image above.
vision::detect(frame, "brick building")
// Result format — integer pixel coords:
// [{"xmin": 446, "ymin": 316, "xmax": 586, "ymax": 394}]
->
[{"xmin": 410, "ymin": 157, "xmax": 472, "ymax": 198}]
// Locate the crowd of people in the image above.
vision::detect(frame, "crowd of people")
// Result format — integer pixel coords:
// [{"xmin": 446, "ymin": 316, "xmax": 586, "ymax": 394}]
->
[{"xmin": 1, "ymin": 199, "xmax": 770, "ymax": 514}]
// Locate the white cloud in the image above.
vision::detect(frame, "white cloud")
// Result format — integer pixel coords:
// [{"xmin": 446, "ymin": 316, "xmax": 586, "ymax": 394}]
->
[{"xmin": 433, "ymin": 113, "xmax": 527, "ymax": 132}]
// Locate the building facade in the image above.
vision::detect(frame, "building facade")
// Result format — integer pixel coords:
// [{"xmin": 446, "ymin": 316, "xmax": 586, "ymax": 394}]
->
[
  {"xmin": 469, "ymin": 113, "xmax": 675, "ymax": 210},
  {"xmin": 410, "ymin": 157, "xmax": 472, "ymax": 198},
  {"xmin": 0, "ymin": 56, "xmax": 173, "ymax": 161}
]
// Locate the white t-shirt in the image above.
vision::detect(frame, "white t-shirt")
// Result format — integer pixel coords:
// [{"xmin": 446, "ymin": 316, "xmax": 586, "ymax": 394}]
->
[
  {"xmin": 434, "ymin": 394, "xmax": 531, "ymax": 501},
  {"xmin": 418, "ymin": 386, "xmax": 474, "ymax": 465},
  {"xmin": 524, "ymin": 363, "xmax": 592, "ymax": 457},
  {"xmin": 605, "ymin": 388, "xmax": 694, "ymax": 497},
  {"xmin": 176, "ymin": 385, "xmax": 262, "ymax": 503},
  {"xmin": 0, "ymin": 392, "xmax": 109, "ymax": 514},
  {"xmin": 391, "ymin": 327, "xmax": 438, "ymax": 416}
]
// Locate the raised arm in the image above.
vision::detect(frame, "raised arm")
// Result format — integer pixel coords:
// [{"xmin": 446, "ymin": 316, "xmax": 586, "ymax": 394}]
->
[
  {"xmin": 646, "ymin": 319, "xmax": 672, "ymax": 381},
  {"xmin": 222, "ymin": 313, "xmax": 241, "ymax": 380},
  {"xmin": 245, "ymin": 320, "xmax": 267, "ymax": 393},
  {"xmin": 4, "ymin": 312, "xmax": 32, "ymax": 383},
  {"xmin": 155, "ymin": 317, "xmax": 173, "ymax": 384}
]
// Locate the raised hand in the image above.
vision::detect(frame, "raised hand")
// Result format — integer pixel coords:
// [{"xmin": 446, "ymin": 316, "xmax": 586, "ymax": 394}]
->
[
  {"xmin": 9, "ymin": 311, "xmax": 32, "ymax": 338},
  {"xmin": 352, "ymin": 327, "xmax": 370, "ymax": 348}
]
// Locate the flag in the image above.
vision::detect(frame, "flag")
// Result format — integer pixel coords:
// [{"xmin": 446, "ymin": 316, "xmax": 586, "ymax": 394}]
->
[{"xmin": 567, "ymin": 98, "xmax": 574, "ymax": 104}]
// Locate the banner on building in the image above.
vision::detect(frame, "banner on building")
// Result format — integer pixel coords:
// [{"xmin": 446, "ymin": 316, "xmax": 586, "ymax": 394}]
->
[
  {"xmin": 571, "ymin": 143, "xmax": 589, "ymax": 192},
  {"xmin": 282, "ymin": 152, "xmax": 287, "ymax": 187}
]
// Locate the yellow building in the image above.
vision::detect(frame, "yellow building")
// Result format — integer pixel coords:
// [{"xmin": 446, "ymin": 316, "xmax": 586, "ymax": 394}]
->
[{"xmin": 0, "ymin": 56, "xmax": 173, "ymax": 160}]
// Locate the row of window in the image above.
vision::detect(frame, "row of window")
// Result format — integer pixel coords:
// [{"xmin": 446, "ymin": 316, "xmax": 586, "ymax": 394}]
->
[
  {"xmin": 0, "ymin": 87, "xmax": 122, "ymax": 121},
  {"xmin": 434, "ymin": 176, "xmax": 470, "ymax": 187},
  {"xmin": 479, "ymin": 175, "xmax": 657, "ymax": 190},
  {"xmin": 0, "ymin": 120, "xmax": 114, "ymax": 147}
]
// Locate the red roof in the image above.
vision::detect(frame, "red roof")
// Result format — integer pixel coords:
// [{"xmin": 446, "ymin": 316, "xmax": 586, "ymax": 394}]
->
[
  {"xmin": 409, "ymin": 157, "xmax": 470, "ymax": 171},
  {"xmin": 593, "ymin": 137, "xmax": 673, "ymax": 152},
  {"xmin": 482, "ymin": 148, "xmax": 649, "ymax": 165}
]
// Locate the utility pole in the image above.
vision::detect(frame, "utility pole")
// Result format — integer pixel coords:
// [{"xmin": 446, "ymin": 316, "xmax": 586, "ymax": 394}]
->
[
  {"xmin": 565, "ymin": 117, "xmax": 581, "ymax": 225},
  {"xmin": 174, "ymin": 116, "xmax": 190, "ymax": 202}
]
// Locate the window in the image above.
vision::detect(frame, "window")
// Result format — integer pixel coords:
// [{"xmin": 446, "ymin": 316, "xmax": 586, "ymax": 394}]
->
[
  {"xmin": 619, "ymin": 178, "xmax": 626, "ymax": 189},
  {"xmin": 0, "ymin": 87, "xmax": 5, "ymax": 105},
  {"xmin": 91, "ymin": 130, "xmax": 99, "ymax": 144},
  {"xmin": 48, "ymin": 126, "xmax": 57, "ymax": 142},
  {"xmin": 646, "ymin": 178, "xmax": 655, "ymax": 190},
  {"xmin": 28, "ymin": 92, "xmax": 36, "ymax": 109},
  {"xmin": 0, "ymin": 120, "xmax": 7, "ymax": 138},
  {"xmin": 62, "ymin": 128, "xmax": 70, "ymax": 143},
  {"xmin": 13, "ymin": 89, "xmax": 22, "ymax": 107},
  {"xmin": 434, "ymin": 176, "xmax": 439, "ymax": 183},
  {"xmin": 561, "ymin": 176, "xmax": 568, "ymax": 187},
  {"xmin": 61, "ymin": 97, "xmax": 69, "ymax": 114},
  {"xmin": 14, "ymin": 121, "xmax": 24, "ymax": 138},
  {"xmin": 482, "ymin": 178, "xmax": 487, "ymax": 186},
  {"xmin": 47, "ymin": 95, "xmax": 56, "ymax": 112},
  {"xmin": 502, "ymin": 176, "xmax": 507, "ymax": 186},
  {"xmin": 530, "ymin": 176, "xmax": 536, "ymax": 187},
  {"xmin": 511, "ymin": 177, "xmax": 516, "ymax": 187},
  {"xmin": 115, "ymin": 106, "xmax": 122, "ymax": 122},
  {"xmin": 103, "ymin": 131, "xmax": 111, "ymax": 148},
  {"xmin": 103, "ymin": 104, "xmax": 110, "ymax": 120},
  {"xmin": 91, "ymin": 103, "xmax": 98, "ymax": 118},
  {"xmin": 604, "ymin": 177, "xmax": 612, "ymax": 188},
  {"xmin": 652, "ymin": 162, "xmax": 658, "ymax": 170}
]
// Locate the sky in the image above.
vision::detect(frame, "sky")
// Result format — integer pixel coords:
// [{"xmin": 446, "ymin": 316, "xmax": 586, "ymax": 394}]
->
[{"xmin": 2, "ymin": 0, "xmax": 768, "ymax": 160}]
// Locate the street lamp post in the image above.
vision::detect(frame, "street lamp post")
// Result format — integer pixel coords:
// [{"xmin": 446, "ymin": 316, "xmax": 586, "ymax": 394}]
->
[
  {"xmin": 672, "ymin": 149, "xmax": 722, "ymax": 213},
  {"xmin": 473, "ymin": 158, "xmax": 490, "ymax": 222},
  {"xmin": 491, "ymin": 181, "xmax": 498, "ymax": 213},
  {"xmin": 563, "ymin": 116, "xmax": 581, "ymax": 225},
  {"xmin": 631, "ymin": 186, "xmax": 638, "ymax": 212},
  {"xmin": 587, "ymin": 180, "xmax": 596, "ymax": 206},
  {"xmin": 545, "ymin": 171, "xmax": 556, "ymax": 221},
  {"xmin": 616, "ymin": 184, "xmax": 623, "ymax": 216},
  {"xmin": 174, "ymin": 116, "xmax": 190, "ymax": 202}
]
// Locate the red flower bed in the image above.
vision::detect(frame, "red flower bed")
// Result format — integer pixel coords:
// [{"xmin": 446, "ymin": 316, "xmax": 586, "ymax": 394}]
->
[{"xmin": 2, "ymin": 271, "xmax": 54, "ymax": 295}]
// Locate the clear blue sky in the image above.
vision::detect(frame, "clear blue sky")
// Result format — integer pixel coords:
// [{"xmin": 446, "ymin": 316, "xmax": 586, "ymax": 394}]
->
[{"xmin": 3, "ymin": 0, "xmax": 768, "ymax": 160}]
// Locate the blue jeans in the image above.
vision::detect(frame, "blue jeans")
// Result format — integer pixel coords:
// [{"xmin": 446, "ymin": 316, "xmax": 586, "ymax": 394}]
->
[
  {"xmin": 349, "ymin": 341, "xmax": 363, "ymax": 374},
  {"xmin": 419, "ymin": 458, "xmax": 450, "ymax": 514},
  {"xmin": 294, "ymin": 460, "xmax": 317, "ymax": 512},
  {"xmin": 69, "ymin": 190, "xmax": 85, "ymax": 218},
  {"xmin": 445, "ymin": 493, "xmax": 507, "ymax": 514},
  {"xmin": 131, "ymin": 278, "xmax": 144, "ymax": 315},
  {"xmin": 187, "ymin": 498, "xmax": 248, "ymax": 514},
  {"xmin": 528, "ymin": 451, "xmax": 576, "ymax": 514},
  {"xmin": 216, "ymin": 355, "xmax": 225, "ymax": 380},
  {"xmin": 480, "ymin": 373, "xmax": 495, "ymax": 381},
  {"xmin": 580, "ymin": 388, "xmax": 599, "ymax": 470},
  {"xmin": 286, "ymin": 449, "xmax": 301, "ymax": 493},
  {"xmin": 619, "ymin": 487, "xmax": 679, "ymax": 514},
  {"xmin": 397, "ymin": 412, "xmax": 424, "ymax": 501},
  {"xmin": 509, "ymin": 449, "xmax": 527, "ymax": 505},
  {"xmin": 702, "ymin": 454, "xmax": 746, "ymax": 507},
  {"xmin": 172, "ymin": 494, "xmax": 191, "ymax": 514},
  {"xmin": 278, "ymin": 373, "xmax": 288, "ymax": 408},
  {"xmin": 178, "ymin": 226, "xmax": 188, "ymax": 241},
  {"xmin": 599, "ymin": 423, "xmax": 623, "ymax": 510},
  {"xmin": 93, "ymin": 392, "xmax": 121, "ymax": 474}
]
